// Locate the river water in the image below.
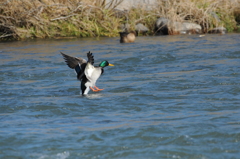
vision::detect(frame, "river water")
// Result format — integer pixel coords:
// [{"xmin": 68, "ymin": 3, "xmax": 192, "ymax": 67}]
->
[{"xmin": 0, "ymin": 34, "xmax": 240, "ymax": 159}]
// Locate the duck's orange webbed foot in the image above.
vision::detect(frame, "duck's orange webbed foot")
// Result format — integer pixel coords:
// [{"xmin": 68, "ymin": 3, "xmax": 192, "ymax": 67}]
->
[
  {"xmin": 90, "ymin": 87, "xmax": 99, "ymax": 92},
  {"xmin": 94, "ymin": 86, "xmax": 104, "ymax": 91},
  {"xmin": 90, "ymin": 86, "xmax": 104, "ymax": 92}
]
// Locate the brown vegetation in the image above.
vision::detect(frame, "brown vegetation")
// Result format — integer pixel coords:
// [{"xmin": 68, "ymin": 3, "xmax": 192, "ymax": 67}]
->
[
  {"xmin": 0, "ymin": 0, "xmax": 239, "ymax": 41},
  {"xmin": 155, "ymin": 0, "xmax": 239, "ymax": 34},
  {"xmin": 0, "ymin": 0, "xmax": 124, "ymax": 40}
]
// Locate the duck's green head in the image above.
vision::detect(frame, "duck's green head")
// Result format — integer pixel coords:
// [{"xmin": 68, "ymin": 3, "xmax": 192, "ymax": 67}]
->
[{"xmin": 99, "ymin": 61, "xmax": 114, "ymax": 67}]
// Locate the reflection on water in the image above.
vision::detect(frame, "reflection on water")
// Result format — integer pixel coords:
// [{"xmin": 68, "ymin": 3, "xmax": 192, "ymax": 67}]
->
[{"xmin": 0, "ymin": 34, "xmax": 240, "ymax": 158}]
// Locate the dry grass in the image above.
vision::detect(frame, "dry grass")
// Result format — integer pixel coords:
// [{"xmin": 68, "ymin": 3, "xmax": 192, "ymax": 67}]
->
[
  {"xmin": 0, "ymin": 0, "xmax": 124, "ymax": 40},
  {"xmin": 155, "ymin": 0, "xmax": 239, "ymax": 34},
  {"xmin": 0, "ymin": 0, "xmax": 239, "ymax": 40}
]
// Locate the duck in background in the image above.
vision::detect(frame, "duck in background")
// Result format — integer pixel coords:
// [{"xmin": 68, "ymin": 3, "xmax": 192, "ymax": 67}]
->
[
  {"xmin": 119, "ymin": 31, "xmax": 137, "ymax": 43},
  {"xmin": 60, "ymin": 52, "xmax": 114, "ymax": 95},
  {"xmin": 199, "ymin": 34, "xmax": 205, "ymax": 37}
]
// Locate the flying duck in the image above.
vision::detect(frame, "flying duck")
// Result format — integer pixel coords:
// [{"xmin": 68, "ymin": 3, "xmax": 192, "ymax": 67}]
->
[
  {"xmin": 60, "ymin": 51, "xmax": 114, "ymax": 95},
  {"xmin": 119, "ymin": 31, "xmax": 136, "ymax": 43}
]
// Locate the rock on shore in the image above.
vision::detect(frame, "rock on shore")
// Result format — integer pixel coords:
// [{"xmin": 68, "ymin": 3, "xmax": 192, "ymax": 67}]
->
[{"xmin": 155, "ymin": 18, "xmax": 202, "ymax": 35}]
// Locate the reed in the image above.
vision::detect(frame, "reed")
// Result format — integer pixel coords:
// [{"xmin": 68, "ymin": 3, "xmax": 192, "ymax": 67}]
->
[
  {"xmin": 0, "ymin": 0, "xmax": 239, "ymax": 41},
  {"xmin": 0, "ymin": 0, "xmax": 124, "ymax": 40},
  {"xmin": 155, "ymin": 0, "xmax": 239, "ymax": 34}
]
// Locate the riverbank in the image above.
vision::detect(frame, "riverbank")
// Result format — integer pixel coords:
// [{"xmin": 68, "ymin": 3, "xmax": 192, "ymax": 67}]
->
[{"xmin": 0, "ymin": 0, "xmax": 240, "ymax": 41}]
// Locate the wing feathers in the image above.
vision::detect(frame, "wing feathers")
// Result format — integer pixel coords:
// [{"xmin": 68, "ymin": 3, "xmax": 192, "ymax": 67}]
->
[
  {"xmin": 87, "ymin": 51, "xmax": 94, "ymax": 64},
  {"xmin": 60, "ymin": 52, "xmax": 87, "ymax": 69}
]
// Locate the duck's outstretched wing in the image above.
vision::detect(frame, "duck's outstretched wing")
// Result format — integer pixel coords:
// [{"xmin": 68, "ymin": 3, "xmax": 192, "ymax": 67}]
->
[
  {"xmin": 60, "ymin": 52, "xmax": 88, "ymax": 80},
  {"xmin": 60, "ymin": 52, "xmax": 87, "ymax": 68}
]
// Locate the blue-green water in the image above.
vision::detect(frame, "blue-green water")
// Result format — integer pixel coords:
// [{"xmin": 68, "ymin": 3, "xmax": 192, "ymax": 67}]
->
[{"xmin": 0, "ymin": 34, "xmax": 240, "ymax": 159}]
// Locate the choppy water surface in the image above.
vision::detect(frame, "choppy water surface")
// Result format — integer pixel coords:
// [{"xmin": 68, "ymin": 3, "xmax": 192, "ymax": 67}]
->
[{"xmin": 0, "ymin": 34, "xmax": 240, "ymax": 159}]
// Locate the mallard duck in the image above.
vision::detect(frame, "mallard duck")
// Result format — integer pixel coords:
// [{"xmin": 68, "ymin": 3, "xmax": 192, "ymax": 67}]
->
[
  {"xmin": 119, "ymin": 31, "xmax": 136, "ymax": 43},
  {"xmin": 60, "ymin": 51, "xmax": 114, "ymax": 95}
]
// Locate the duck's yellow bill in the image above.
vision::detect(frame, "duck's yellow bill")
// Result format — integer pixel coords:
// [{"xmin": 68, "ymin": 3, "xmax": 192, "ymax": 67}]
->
[{"xmin": 109, "ymin": 63, "xmax": 114, "ymax": 66}]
